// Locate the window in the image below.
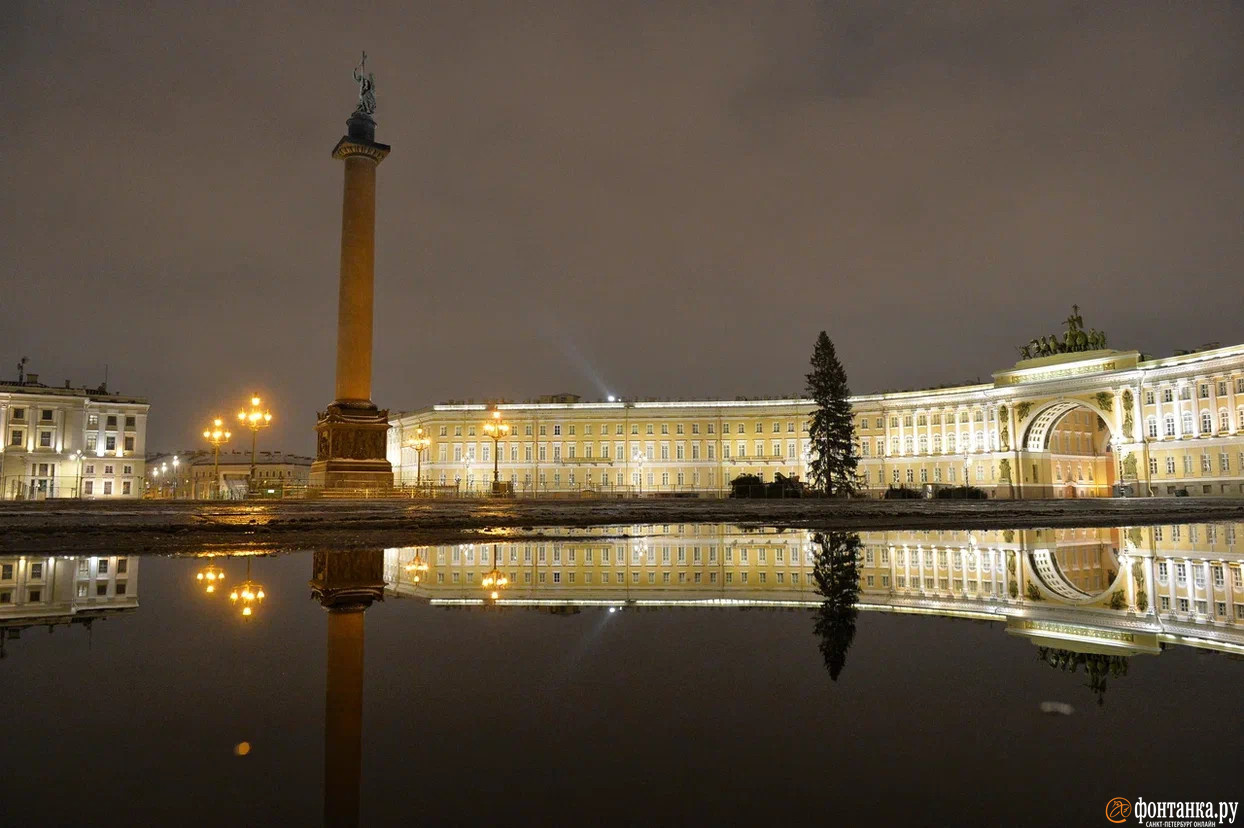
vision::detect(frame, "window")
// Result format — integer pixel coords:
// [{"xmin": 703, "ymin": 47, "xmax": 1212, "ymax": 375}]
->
[
  {"xmin": 1201, "ymin": 411, "xmax": 1212, "ymax": 433},
  {"xmin": 1162, "ymin": 389, "xmax": 1173, "ymax": 403},
  {"xmin": 39, "ymin": 431, "xmax": 52, "ymax": 447},
  {"xmin": 1164, "ymin": 415, "xmax": 1175, "ymax": 437},
  {"xmin": 125, "ymin": 415, "xmax": 135, "ymax": 429},
  {"xmin": 106, "ymin": 436, "xmax": 116, "ymax": 451},
  {"xmin": 10, "ymin": 429, "xmax": 23, "ymax": 447},
  {"xmin": 12, "ymin": 407, "xmax": 25, "ymax": 421},
  {"xmin": 106, "ymin": 415, "xmax": 118, "ymax": 428},
  {"xmin": 103, "ymin": 481, "xmax": 113, "ymax": 495}
]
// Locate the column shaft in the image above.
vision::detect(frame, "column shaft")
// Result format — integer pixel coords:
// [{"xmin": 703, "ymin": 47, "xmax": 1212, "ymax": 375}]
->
[{"xmin": 334, "ymin": 155, "xmax": 378, "ymax": 405}]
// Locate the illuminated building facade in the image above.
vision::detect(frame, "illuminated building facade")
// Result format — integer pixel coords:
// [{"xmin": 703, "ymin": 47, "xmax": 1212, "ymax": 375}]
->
[
  {"xmin": 0, "ymin": 376, "xmax": 149, "ymax": 500},
  {"xmin": 388, "ymin": 342, "xmax": 1244, "ymax": 498}
]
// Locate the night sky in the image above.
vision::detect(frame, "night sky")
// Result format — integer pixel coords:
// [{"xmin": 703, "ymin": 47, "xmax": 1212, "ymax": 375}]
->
[{"xmin": 5, "ymin": 2, "xmax": 1243, "ymax": 454}]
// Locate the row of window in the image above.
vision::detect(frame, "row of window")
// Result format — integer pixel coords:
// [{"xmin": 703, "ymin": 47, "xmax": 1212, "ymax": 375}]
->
[
  {"xmin": 4, "ymin": 409, "xmax": 136, "ymax": 428},
  {"xmin": 0, "ymin": 581, "xmax": 129, "ymax": 605},
  {"xmin": 1158, "ymin": 595, "xmax": 1244, "ymax": 619},
  {"xmin": 433, "ymin": 419, "xmax": 807, "ymax": 439},
  {"xmin": 1151, "ymin": 524, "xmax": 1239, "ymax": 544},
  {"xmin": 1156, "ymin": 561, "xmax": 1243, "ymax": 588},
  {"xmin": 5, "ymin": 430, "xmax": 136, "ymax": 452},
  {"xmin": 442, "ymin": 439, "xmax": 807, "ymax": 463},
  {"xmin": 0, "ymin": 558, "xmax": 128, "ymax": 581},
  {"xmin": 861, "ymin": 431, "xmax": 997, "ymax": 456},
  {"xmin": 860, "ymin": 410, "xmax": 994, "ymax": 431},
  {"xmin": 433, "ymin": 568, "xmax": 802, "ymax": 586},
  {"xmin": 1145, "ymin": 409, "xmax": 1242, "ymax": 437},
  {"xmin": 1147, "ymin": 453, "xmax": 1241, "ymax": 476},
  {"xmin": 1145, "ymin": 378, "xmax": 1244, "ymax": 405}
]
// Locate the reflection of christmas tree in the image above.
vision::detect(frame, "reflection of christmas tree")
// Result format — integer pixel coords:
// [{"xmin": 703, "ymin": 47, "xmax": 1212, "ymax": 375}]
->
[
  {"xmin": 812, "ymin": 532, "xmax": 862, "ymax": 682},
  {"xmin": 1037, "ymin": 647, "xmax": 1130, "ymax": 706}
]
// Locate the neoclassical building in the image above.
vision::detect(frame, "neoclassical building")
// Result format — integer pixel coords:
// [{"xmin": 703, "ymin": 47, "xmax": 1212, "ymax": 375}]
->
[
  {"xmin": 1, "ymin": 373, "xmax": 150, "ymax": 500},
  {"xmin": 388, "ymin": 333, "xmax": 1244, "ymax": 498}
]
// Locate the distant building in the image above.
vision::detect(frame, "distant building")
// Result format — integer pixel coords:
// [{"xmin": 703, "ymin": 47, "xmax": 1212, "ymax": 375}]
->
[
  {"xmin": 153, "ymin": 449, "xmax": 312, "ymax": 499},
  {"xmin": 0, "ymin": 371, "xmax": 149, "ymax": 500}
]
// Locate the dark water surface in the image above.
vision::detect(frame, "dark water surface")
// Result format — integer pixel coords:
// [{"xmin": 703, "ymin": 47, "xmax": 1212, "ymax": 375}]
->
[{"xmin": 2, "ymin": 522, "xmax": 1240, "ymax": 827}]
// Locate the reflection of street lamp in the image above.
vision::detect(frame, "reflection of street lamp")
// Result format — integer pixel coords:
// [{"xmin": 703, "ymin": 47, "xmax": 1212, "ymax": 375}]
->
[
  {"xmin": 237, "ymin": 394, "xmax": 273, "ymax": 489},
  {"xmin": 203, "ymin": 418, "xmax": 232, "ymax": 500},
  {"xmin": 481, "ymin": 544, "xmax": 509, "ymax": 600},
  {"xmin": 229, "ymin": 558, "xmax": 266, "ymax": 618},
  {"xmin": 403, "ymin": 551, "xmax": 429, "ymax": 584},
  {"xmin": 482, "ymin": 411, "xmax": 510, "ymax": 493},
  {"xmin": 405, "ymin": 427, "xmax": 431, "ymax": 486},
  {"xmin": 962, "ymin": 448, "xmax": 971, "ymax": 489},
  {"xmin": 196, "ymin": 559, "xmax": 226, "ymax": 594}
]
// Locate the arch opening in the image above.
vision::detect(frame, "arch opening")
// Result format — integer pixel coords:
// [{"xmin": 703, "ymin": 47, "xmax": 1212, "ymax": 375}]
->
[{"xmin": 1021, "ymin": 401, "xmax": 1116, "ymax": 498}]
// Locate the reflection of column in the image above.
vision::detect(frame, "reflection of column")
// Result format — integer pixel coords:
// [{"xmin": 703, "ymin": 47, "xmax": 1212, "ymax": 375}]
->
[
  {"xmin": 311, "ymin": 550, "xmax": 386, "ymax": 828},
  {"xmin": 325, "ymin": 608, "xmax": 364, "ymax": 828}
]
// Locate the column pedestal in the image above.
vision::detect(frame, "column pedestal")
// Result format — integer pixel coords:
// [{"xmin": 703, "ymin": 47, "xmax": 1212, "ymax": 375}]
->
[{"xmin": 310, "ymin": 403, "xmax": 392, "ymax": 490}]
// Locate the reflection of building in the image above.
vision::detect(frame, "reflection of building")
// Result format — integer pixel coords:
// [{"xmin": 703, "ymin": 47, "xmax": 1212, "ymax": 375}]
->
[
  {"xmin": 387, "ymin": 342, "xmax": 1244, "ymax": 498},
  {"xmin": 383, "ymin": 521, "xmax": 1244, "ymax": 654},
  {"xmin": 0, "ymin": 554, "xmax": 139, "ymax": 656},
  {"xmin": 1, "ymin": 374, "xmax": 149, "ymax": 500}
]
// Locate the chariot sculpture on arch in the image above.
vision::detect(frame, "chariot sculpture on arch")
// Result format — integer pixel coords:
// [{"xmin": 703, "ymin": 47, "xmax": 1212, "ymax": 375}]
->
[{"xmin": 1017, "ymin": 305, "xmax": 1108, "ymax": 359}]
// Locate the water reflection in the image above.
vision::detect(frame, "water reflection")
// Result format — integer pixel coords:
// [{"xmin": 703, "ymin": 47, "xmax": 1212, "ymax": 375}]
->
[
  {"xmin": 309, "ymin": 549, "xmax": 385, "ymax": 828},
  {"xmin": 381, "ymin": 522, "xmax": 1244, "ymax": 687},
  {"xmin": 3, "ymin": 522, "xmax": 1240, "ymax": 822},
  {"xmin": 0, "ymin": 554, "xmax": 139, "ymax": 658},
  {"xmin": 811, "ymin": 531, "xmax": 861, "ymax": 681}
]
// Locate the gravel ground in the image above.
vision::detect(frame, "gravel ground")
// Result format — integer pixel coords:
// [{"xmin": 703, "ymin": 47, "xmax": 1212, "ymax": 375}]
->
[{"xmin": 1, "ymin": 497, "xmax": 1241, "ymax": 555}]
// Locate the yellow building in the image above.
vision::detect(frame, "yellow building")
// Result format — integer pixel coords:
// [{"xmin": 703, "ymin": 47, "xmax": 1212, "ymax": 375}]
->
[{"xmin": 389, "ymin": 339, "xmax": 1244, "ymax": 498}]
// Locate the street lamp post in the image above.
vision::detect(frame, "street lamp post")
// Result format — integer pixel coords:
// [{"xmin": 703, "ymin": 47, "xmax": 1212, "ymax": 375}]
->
[
  {"xmin": 237, "ymin": 394, "xmax": 273, "ymax": 492},
  {"xmin": 405, "ymin": 427, "xmax": 431, "ymax": 488},
  {"xmin": 632, "ymin": 448, "xmax": 646, "ymax": 496},
  {"xmin": 482, "ymin": 411, "xmax": 510, "ymax": 495},
  {"xmin": 171, "ymin": 456, "xmax": 180, "ymax": 499},
  {"xmin": 66, "ymin": 449, "xmax": 83, "ymax": 499},
  {"xmin": 203, "ymin": 418, "xmax": 232, "ymax": 500}
]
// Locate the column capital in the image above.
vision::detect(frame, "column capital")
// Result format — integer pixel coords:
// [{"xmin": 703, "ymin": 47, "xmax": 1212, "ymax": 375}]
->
[{"xmin": 332, "ymin": 137, "xmax": 390, "ymax": 164}]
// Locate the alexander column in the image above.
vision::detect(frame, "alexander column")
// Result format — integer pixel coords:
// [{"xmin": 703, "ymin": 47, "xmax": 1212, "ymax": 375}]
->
[{"xmin": 311, "ymin": 54, "xmax": 393, "ymax": 490}]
